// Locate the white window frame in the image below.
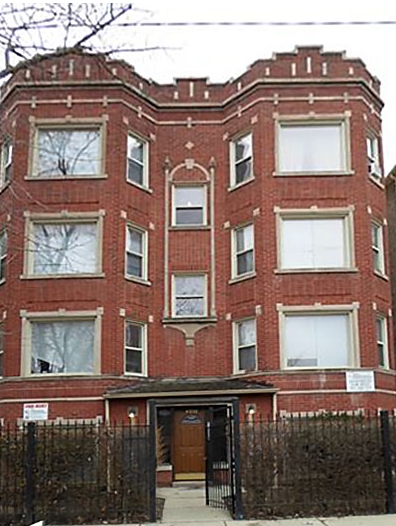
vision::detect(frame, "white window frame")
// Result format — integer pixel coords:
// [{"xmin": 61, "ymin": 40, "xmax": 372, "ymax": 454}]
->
[
  {"xmin": 20, "ymin": 309, "xmax": 102, "ymax": 377},
  {"xmin": 29, "ymin": 118, "xmax": 106, "ymax": 179},
  {"xmin": 371, "ymin": 221, "xmax": 385, "ymax": 275},
  {"xmin": 278, "ymin": 304, "xmax": 359, "ymax": 370},
  {"xmin": 231, "ymin": 223, "xmax": 255, "ymax": 279},
  {"xmin": 172, "ymin": 274, "xmax": 207, "ymax": 318},
  {"xmin": 23, "ymin": 211, "xmax": 104, "ymax": 278},
  {"xmin": 233, "ymin": 318, "xmax": 257, "ymax": 373},
  {"xmin": 172, "ymin": 185, "xmax": 207, "ymax": 227},
  {"xmin": 0, "ymin": 139, "xmax": 12, "ymax": 186},
  {"xmin": 230, "ymin": 132, "xmax": 253, "ymax": 187},
  {"xmin": 125, "ymin": 224, "xmax": 148, "ymax": 282},
  {"xmin": 0, "ymin": 229, "xmax": 7, "ymax": 283},
  {"xmin": 376, "ymin": 315, "xmax": 389, "ymax": 369},
  {"xmin": 276, "ymin": 207, "xmax": 355, "ymax": 272},
  {"xmin": 126, "ymin": 133, "xmax": 149, "ymax": 189},
  {"xmin": 275, "ymin": 116, "xmax": 350, "ymax": 175},
  {"xmin": 124, "ymin": 321, "xmax": 147, "ymax": 376},
  {"xmin": 0, "ymin": 324, "xmax": 3, "ymax": 377},
  {"xmin": 367, "ymin": 135, "xmax": 382, "ymax": 181}
]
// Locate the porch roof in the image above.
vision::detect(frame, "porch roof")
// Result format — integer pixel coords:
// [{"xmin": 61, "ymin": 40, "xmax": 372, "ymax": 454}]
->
[{"xmin": 104, "ymin": 377, "xmax": 277, "ymax": 399}]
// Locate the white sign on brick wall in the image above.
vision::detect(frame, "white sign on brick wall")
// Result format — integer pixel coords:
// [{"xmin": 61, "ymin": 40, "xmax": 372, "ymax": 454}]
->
[
  {"xmin": 346, "ymin": 371, "xmax": 375, "ymax": 393},
  {"xmin": 23, "ymin": 403, "xmax": 49, "ymax": 421}
]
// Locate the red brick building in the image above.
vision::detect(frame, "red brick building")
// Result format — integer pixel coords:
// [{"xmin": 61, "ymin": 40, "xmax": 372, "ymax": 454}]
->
[{"xmin": 0, "ymin": 46, "xmax": 394, "ymax": 478}]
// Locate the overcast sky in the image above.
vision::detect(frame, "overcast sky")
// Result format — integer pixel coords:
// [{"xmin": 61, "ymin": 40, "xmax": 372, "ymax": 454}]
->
[{"xmin": 128, "ymin": 0, "xmax": 396, "ymax": 173}]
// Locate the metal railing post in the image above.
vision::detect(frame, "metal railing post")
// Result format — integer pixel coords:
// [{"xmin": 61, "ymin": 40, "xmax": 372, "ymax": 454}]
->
[
  {"xmin": 232, "ymin": 399, "xmax": 244, "ymax": 520},
  {"xmin": 380, "ymin": 410, "xmax": 395, "ymax": 514},
  {"xmin": 25, "ymin": 422, "xmax": 36, "ymax": 525},
  {"xmin": 148, "ymin": 400, "xmax": 157, "ymax": 523}
]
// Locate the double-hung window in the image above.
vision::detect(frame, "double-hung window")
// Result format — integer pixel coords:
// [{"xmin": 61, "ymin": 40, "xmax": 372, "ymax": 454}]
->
[
  {"xmin": 376, "ymin": 316, "xmax": 389, "ymax": 368},
  {"xmin": 125, "ymin": 321, "xmax": 147, "ymax": 375},
  {"xmin": 372, "ymin": 222, "xmax": 385, "ymax": 275},
  {"xmin": 173, "ymin": 275, "xmax": 206, "ymax": 317},
  {"xmin": 281, "ymin": 308, "xmax": 357, "ymax": 369},
  {"xmin": 367, "ymin": 135, "xmax": 382, "ymax": 180},
  {"xmin": 173, "ymin": 186, "xmax": 206, "ymax": 226},
  {"xmin": 1, "ymin": 140, "xmax": 12, "ymax": 185},
  {"xmin": 127, "ymin": 134, "xmax": 148, "ymax": 187},
  {"xmin": 32, "ymin": 125, "xmax": 102, "ymax": 178},
  {"xmin": 22, "ymin": 310, "xmax": 101, "ymax": 376},
  {"xmin": 0, "ymin": 230, "xmax": 7, "ymax": 282},
  {"xmin": 277, "ymin": 120, "xmax": 347, "ymax": 174},
  {"xmin": 234, "ymin": 319, "xmax": 257, "ymax": 373},
  {"xmin": 125, "ymin": 225, "xmax": 147, "ymax": 281},
  {"xmin": 231, "ymin": 133, "xmax": 253, "ymax": 186},
  {"xmin": 232, "ymin": 224, "xmax": 254, "ymax": 278},
  {"xmin": 24, "ymin": 213, "xmax": 103, "ymax": 277}
]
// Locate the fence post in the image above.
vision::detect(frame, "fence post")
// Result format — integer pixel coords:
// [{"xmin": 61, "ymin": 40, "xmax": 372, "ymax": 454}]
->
[
  {"xmin": 232, "ymin": 399, "xmax": 244, "ymax": 520},
  {"xmin": 25, "ymin": 421, "xmax": 36, "ymax": 525},
  {"xmin": 380, "ymin": 410, "xmax": 395, "ymax": 514},
  {"xmin": 148, "ymin": 400, "xmax": 157, "ymax": 523}
]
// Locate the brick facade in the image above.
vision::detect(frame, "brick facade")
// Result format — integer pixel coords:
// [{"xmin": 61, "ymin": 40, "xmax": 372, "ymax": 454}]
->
[{"xmin": 0, "ymin": 46, "xmax": 394, "ymax": 424}]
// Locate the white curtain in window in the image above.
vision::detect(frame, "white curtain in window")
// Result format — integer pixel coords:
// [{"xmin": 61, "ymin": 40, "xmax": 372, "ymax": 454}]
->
[
  {"xmin": 284, "ymin": 314, "xmax": 349, "ymax": 367},
  {"xmin": 175, "ymin": 276, "xmax": 205, "ymax": 316},
  {"xmin": 175, "ymin": 187, "xmax": 204, "ymax": 207},
  {"xmin": 31, "ymin": 320, "xmax": 94, "ymax": 374},
  {"xmin": 33, "ymin": 223, "xmax": 97, "ymax": 274},
  {"xmin": 282, "ymin": 218, "xmax": 345, "ymax": 268},
  {"xmin": 279, "ymin": 124, "xmax": 343, "ymax": 172},
  {"xmin": 238, "ymin": 319, "xmax": 256, "ymax": 346}
]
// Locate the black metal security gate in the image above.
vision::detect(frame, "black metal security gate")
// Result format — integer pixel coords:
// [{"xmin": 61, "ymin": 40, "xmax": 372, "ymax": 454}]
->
[{"xmin": 205, "ymin": 400, "xmax": 243, "ymax": 519}]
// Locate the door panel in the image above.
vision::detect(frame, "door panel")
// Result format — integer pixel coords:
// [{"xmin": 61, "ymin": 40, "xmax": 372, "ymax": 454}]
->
[{"xmin": 173, "ymin": 409, "xmax": 205, "ymax": 477}]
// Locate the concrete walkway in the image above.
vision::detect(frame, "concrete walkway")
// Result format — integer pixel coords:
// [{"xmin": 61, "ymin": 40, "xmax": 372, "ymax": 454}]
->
[{"xmin": 152, "ymin": 483, "xmax": 395, "ymax": 526}]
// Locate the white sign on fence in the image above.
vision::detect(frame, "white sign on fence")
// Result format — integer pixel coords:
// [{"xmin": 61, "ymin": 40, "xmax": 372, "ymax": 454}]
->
[
  {"xmin": 23, "ymin": 403, "xmax": 49, "ymax": 421},
  {"xmin": 346, "ymin": 371, "xmax": 375, "ymax": 393}
]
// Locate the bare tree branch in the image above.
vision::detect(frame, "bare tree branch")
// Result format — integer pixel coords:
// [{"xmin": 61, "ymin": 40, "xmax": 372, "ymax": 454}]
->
[{"xmin": 0, "ymin": 3, "xmax": 156, "ymax": 79}]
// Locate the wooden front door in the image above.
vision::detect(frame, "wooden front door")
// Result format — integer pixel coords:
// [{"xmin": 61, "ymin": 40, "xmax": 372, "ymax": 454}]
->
[{"xmin": 173, "ymin": 409, "xmax": 205, "ymax": 480}]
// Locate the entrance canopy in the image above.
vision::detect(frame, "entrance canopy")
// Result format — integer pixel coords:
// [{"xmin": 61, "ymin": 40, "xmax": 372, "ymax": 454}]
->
[{"xmin": 104, "ymin": 376, "xmax": 276, "ymax": 399}]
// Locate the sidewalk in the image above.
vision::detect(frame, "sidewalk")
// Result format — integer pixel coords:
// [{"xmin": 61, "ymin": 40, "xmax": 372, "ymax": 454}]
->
[
  {"xmin": 114, "ymin": 515, "xmax": 396, "ymax": 525},
  {"xmin": 60, "ymin": 515, "xmax": 396, "ymax": 526}
]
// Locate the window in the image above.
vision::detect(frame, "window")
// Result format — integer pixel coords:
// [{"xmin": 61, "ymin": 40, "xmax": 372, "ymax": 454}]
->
[
  {"xmin": 32, "ymin": 126, "xmax": 101, "ymax": 178},
  {"xmin": 234, "ymin": 319, "xmax": 257, "ymax": 372},
  {"xmin": 173, "ymin": 275, "xmax": 206, "ymax": 317},
  {"xmin": 125, "ymin": 321, "xmax": 146, "ymax": 375},
  {"xmin": 0, "ymin": 230, "xmax": 6, "ymax": 282},
  {"xmin": 173, "ymin": 186, "xmax": 206, "ymax": 226},
  {"xmin": 127, "ymin": 134, "xmax": 148, "ymax": 187},
  {"xmin": 278, "ymin": 121, "xmax": 347, "ymax": 174},
  {"xmin": 25, "ymin": 213, "xmax": 102, "ymax": 277},
  {"xmin": 0, "ymin": 325, "xmax": 3, "ymax": 377},
  {"xmin": 22, "ymin": 312, "xmax": 100, "ymax": 375},
  {"xmin": 125, "ymin": 225, "xmax": 147, "ymax": 280},
  {"xmin": 231, "ymin": 133, "xmax": 252, "ymax": 186},
  {"xmin": 1, "ymin": 140, "xmax": 12, "ymax": 185},
  {"xmin": 372, "ymin": 222, "xmax": 385, "ymax": 274},
  {"xmin": 282, "ymin": 311, "xmax": 355, "ymax": 368},
  {"xmin": 367, "ymin": 136, "xmax": 382, "ymax": 180},
  {"xmin": 278, "ymin": 211, "xmax": 353, "ymax": 270},
  {"xmin": 376, "ymin": 316, "xmax": 389, "ymax": 368},
  {"xmin": 232, "ymin": 224, "xmax": 254, "ymax": 278}
]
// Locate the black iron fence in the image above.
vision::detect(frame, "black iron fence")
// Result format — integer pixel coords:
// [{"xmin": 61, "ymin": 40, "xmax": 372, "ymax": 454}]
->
[
  {"xmin": 0, "ymin": 422, "xmax": 155, "ymax": 526},
  {"xmin": 1, "ymin": 411, "xmax": 396, "ymax": 525},
  {"xmin": 240, "ymin": 410, "xmax": 396, "ymax": 519}
]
